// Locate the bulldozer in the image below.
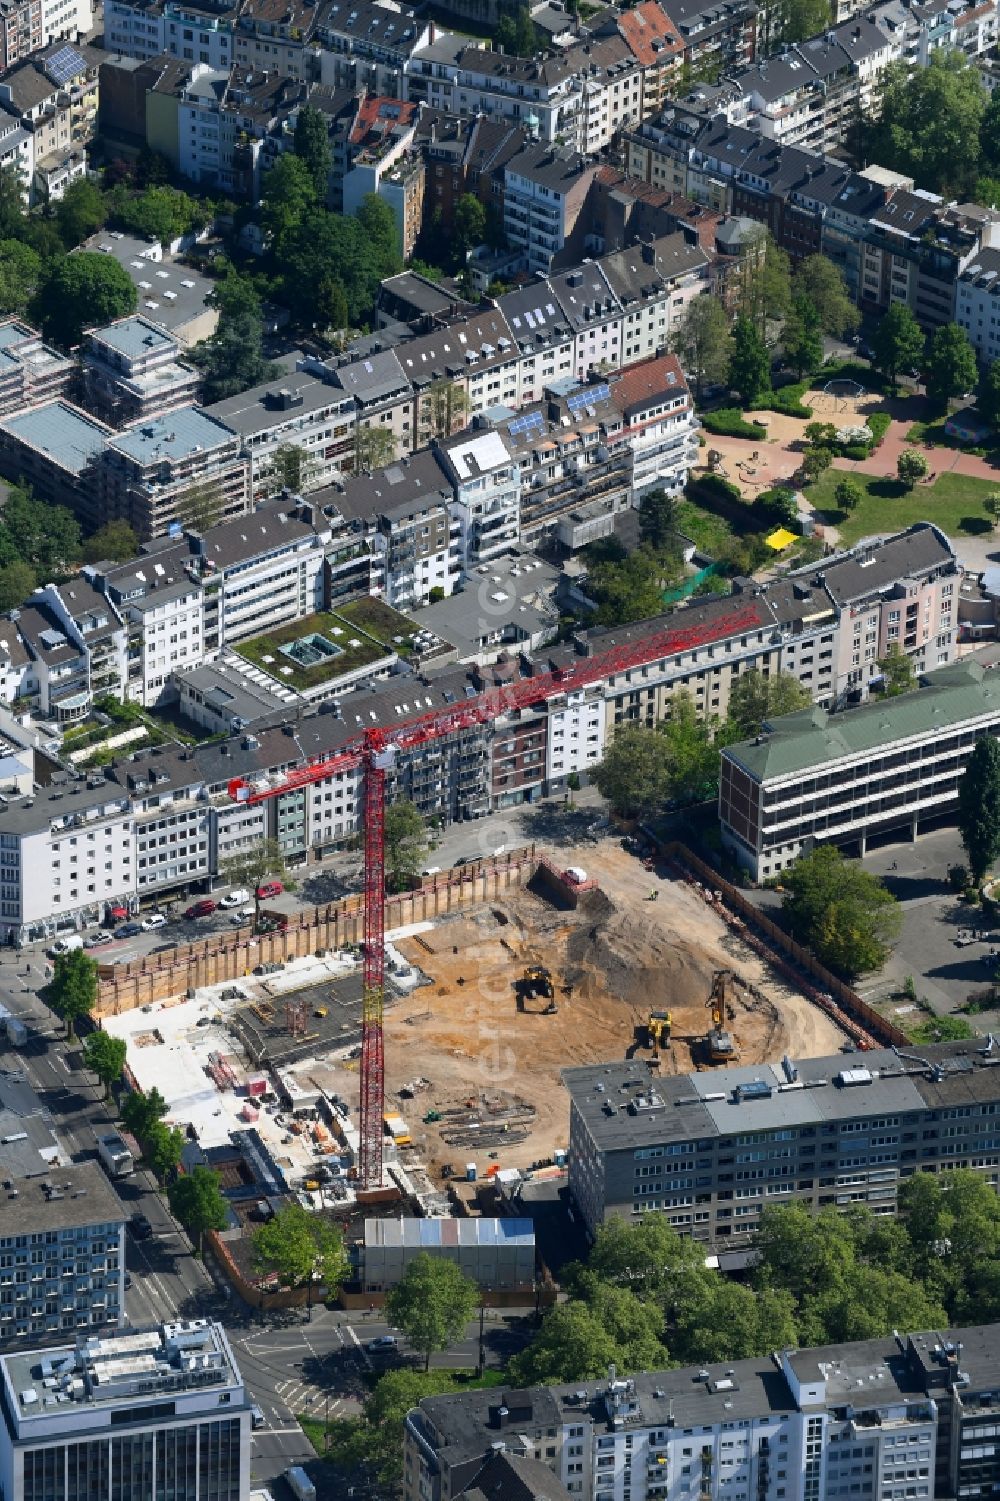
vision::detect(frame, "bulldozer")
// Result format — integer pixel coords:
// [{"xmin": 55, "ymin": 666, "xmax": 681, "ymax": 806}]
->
[
  {"xmin": 646, "ymin": 1009, "xmax": 672, "ymax": 1069},
  {"xmin": 706, "ymin": 969, "xmax": 739, "ymax": 1064},
  {"xmin": 516, "ymin": 964, "xmax": 558, "ymax": 1015}
]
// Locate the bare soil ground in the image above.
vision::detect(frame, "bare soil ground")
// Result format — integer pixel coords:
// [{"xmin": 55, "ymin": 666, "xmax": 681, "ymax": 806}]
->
[{"xmin": 385, "ymin": 843, "xmax": 846, "ymax": 1176}]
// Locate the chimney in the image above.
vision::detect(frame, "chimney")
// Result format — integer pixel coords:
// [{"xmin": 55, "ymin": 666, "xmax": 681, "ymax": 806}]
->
[{"xmin": 428, "ymin": 18, "xmax": 436, "ymax": 41}]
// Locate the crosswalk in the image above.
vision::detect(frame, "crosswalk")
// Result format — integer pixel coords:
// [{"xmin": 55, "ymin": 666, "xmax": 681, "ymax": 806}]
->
[{"xmin": 273, "ymin": 1378, "xmax": 345, "ymax": 1418}]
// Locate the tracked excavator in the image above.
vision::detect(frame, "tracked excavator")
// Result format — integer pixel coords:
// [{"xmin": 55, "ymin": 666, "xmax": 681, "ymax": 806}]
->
[
  {"xmin": 516, "ymin": 964, "xmax": 558, "ymax": 1014},
  {"xmin": 645, "ymin": 1009, "xmax": 672, "ymax": 1069},
  {"xmin": 706, "ymin": 969, "xmax": 739, "ymax": 1063}
]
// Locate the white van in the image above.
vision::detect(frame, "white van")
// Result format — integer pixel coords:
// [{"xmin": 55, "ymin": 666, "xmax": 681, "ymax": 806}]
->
[{"xmin": 47, "ymin": 934, "xmax": 83, "ymax": 957}]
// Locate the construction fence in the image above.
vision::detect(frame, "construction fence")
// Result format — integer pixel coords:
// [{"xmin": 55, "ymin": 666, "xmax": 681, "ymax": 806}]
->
[{"xmin": 95, "ymin": 845, "xmax": 538, "ymax": 1017}]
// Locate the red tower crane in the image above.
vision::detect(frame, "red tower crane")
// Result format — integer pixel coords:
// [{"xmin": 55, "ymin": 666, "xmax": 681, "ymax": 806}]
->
[{"xmin": 228, "ymin": 601, "xmax": 765, "ymax": 1189}]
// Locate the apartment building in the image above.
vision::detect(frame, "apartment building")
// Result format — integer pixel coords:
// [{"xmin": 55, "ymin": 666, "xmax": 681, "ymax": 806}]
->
[
  {"xmin": 720, "ymin": 658, "xmax": 999, "ymax": 880},
  {"xmin": 0, "ymin": 1163, "xmax": 126, "ymax": 1351},
  {"xmin": 596, "ymin": 1, "xmax": 684, "ymax": 117},
  {"xmin": 0, "ymin": 400, "xmax": 113, "ymax": 531},
  {"xmin": 660, "ymin": 0, "xmax": 756, "ymax": 69},
  {"xmin": 313, "ymin": 0, "xmax": 432, "ymax": 97},
  {"xmin": 166, "ymin": 61, "xmax": 306, "ymax": 198},
  {"xmin": 405, "ymin": 1323, "xmax": 1000, "ymax": 1501},
  {"xmin": 861, "ymin": 190, "xmax": 1000, "ymax": 328},
  {"xmin": 955, "ymin": 245, "xmax": 1000, "ymax": 361},
  {"xmin": 341, "ymin": 95, "xmax": 425, "ymax": 258},
  {"xmin": 610, "ymin": 351, "xmax": 698, "ymax": 498},
  {"xmin": 98, "ymin": 405, "xmax": 251, "ymax": 540},
  {"xmin": 0, "ymin": 1319, "xmax": 251, "ymax": 1501},
  {"xmin": 204, "ymin": 367, "xmax": 357, "ymax": 498},
  {"xmin": 436, "ymin": 426, "xmax": 521, "ymax": 566},
  {"xmin": 81, "ymin": 314, "xmax": 198, "ymax": 425},
  {"xmin": 503, "ymin": 142, "xmax": 602, "ymax": 275},
  {"xmin": 565, "ymin": 1038, "xmax": 1000, "ymax": 1243},
  {"xmin": 0, "ymin": 49, "xmax": 93, "ymax": 205}
]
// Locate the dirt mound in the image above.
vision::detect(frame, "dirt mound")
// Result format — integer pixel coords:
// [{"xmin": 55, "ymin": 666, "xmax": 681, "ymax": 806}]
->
[{"xmin": 564, "ymin": 902, "xmax": 718, "ymax": 1012}]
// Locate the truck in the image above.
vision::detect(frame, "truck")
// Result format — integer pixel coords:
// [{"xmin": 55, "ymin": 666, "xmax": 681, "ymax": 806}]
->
[
  {"xmin": 283, "ymin": 1466, "xmax": 317, "ymax": 1501},
  {"xmin": 96, "ymin": 1131, "xmax": 135, "ymax": 1178},
  {"xmin": 5, "ymin": 1016, "xmax": 27, "ymax": 1047}
]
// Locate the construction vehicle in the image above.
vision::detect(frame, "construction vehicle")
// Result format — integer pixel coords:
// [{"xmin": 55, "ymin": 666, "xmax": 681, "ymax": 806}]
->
[
  {"xmin": 516, "ymin": 964, "xmax": 558, "ymax": 1014},
  {"xmin": 646, "ymin": 1009, "xmax": 672, "ymax": 1068},
  {"xmin": 706, "ymin": 970, "xmax": 739, "ymax": 1064}
]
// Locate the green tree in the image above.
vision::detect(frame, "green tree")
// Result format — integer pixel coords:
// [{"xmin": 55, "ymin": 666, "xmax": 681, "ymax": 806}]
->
[
  {"xmin": 356, "ymin": 193, "xmax": 403, "ymax": 279},
  {"xmin": 979, "ymin": 360, "xmax": 1000, "ymax": 428},
  {"xmin": 925, "ymin": 321, "xmax": 978, "ymax": 411},
  {"xmin": 0, "ymin": 238, "xmax": 41, "ymax": 314},
  {"xmin": 580, "ymin": 1213, "xmax": 709, "ymax": 1304},
  {"xmin": 734, "ymin": 227, "xmax": 791, "ymax": 334},
  {"xmin": 32, "ymin": 252, "xmax": 137, "ymax": 347},
  {"xmin": 335, "ymin": 1371, "xmax": 460, "ymax": 1485},
  {"xmin": 269, "ymin": 443, "xmax": 318, "ymax": 495},
  {"xmin": 793, "ymin": 254, "xmax": 860, "ymax": 338},
  {"xmin": 876, "ymin": 642, "xmax": 917, "ymax": 697},
  {"xmin": 985, "ymin": 492, "xmax": 1000, "ymax": 531},
  {"xmin": 725, "ymin": 668, "xmax": 810, "ymax": 740},
  {"xmin": 670, "ymin": 295, "xmax": 733, "ymax": 401},
  {"xmin": 661, "ymin": 690, "xmax": 720, "ymax": 802},
  {"xmin": 873, "ymin": 51, "xmax": 987, "ymax": 197},
  {"xmin": 48, "ymin": 949, "xmax": 97, "ymax": 1041},
  {"xmin": 262, "ymin": 153, "xmax": 318, "ymax": 246},
  {"xmin": 121, "ymin": 1085, "xmax": 168, "ymax": 1142},
  {"xmin": 220, "ymin": 837, "xmax": 287, "ymax": 931},
  {"xmin": 317, "ymin": 277, "xmax": 349, "ymax": 334},
  {"xmin": 782, "ymin": 293, "xmax": 824, "ymax": 378},
  {"xmin": 508, "ymin": 1302, "xmax": 624, "ymax": 1385},
  {"xmin": 144, "ymin": 1120, "xmax": 184, "ymax": 1178},
  {"xmin": 0, "ymin": 163, "xmax": 26, "ymax": 239},
  {"xmin": 118, "ymin": 185, "xmax": 200, "ymax": 244},
  {"xmin": 802, "ymin": 445, "xmax": 834, "ymax": 481},
  {"xmin": 673, "ymin": 1279, "xmax": 798, "ymax": 1364},
  {"xmin": 136, "ymin": 146, "xmax": 170, "ymax": 186},
  {"xmin": 728, "ymin": 316, "xmax": 771, "ymax": 406},
  {"xmin": 384, "ymin": 1253, "xmax": 479, "ymax": 1371},
  {"xmin": 897, "ymin": 448, "xmax": 929, "ymax": 488},
  {"xmin": 0, "ymin": 559, "xmax": 34, "ymax": 611},
  {"xmin": 427, "ymin": 378, "xmax": 468, "ymax": 439},
  {"xmin": 253, "ymin": 1202, "xmax": 348, "ymax": 1298},
  {"xmin": 781, "ymin": 845, "xmax": 901, "ymax": 978},
  {"xmin": 193, "ymin": 270, "xmax": 273, "ymax": 402},
  {"xmin": 55, "ymin": 179, "xmax": 107, "ymax": 248},
  {"xmin": 592, "ymin": 722, "xmax": 673, "ymax": 818},
  {"xmin": 354, "ymin": 424, "xmax": 397, "ymax": 472},
  {"xmin": 871, "ymin": 302, "xmax": 925, "ymax": 392},
  {"xmin": 294, "ymin": 104, "xmax": 332, "ymax": 202},
  {"xmin": 771, "ymin": 0, "xmax": 832, "ymax": 44},
  {"xmin": 588, "ymin": 545, "xmax": 677, "ymax": 626},
  {"xmin": 495, "ymin": 4, "xmax": 539, "ymax": 54},
  {"xmin": 176, "ymin": 481, "xmax": 224, "ymax": 532},
  {"xmin": 167, "ymin": 1166, "xmax": 229, "ymax": 1253},
  {"xmin": 453, "ymin": 194, "xmax": 487, "ymax": 258},
  {"xmin": 638, "ymin": 489, "xmax": 678, "ymax": 551},
  {"xmin": 958, "ymin": 734, "xmax": 1000, "ymax": 883},
  {"xmin": 82, "ymin": 520, "xmax": 138, "ymax": 564},
  {"xmin": 384, "ymin": 800, "xmax": 427, "ymax": 893},
  {"xmin": 561, "ymin": 1277, "xmax": 668, "ymax": 1375},
  {"xmin": 0, "ymin": 486, "xmax": 80, "ymax": 574},
  {"xmin": 834, "ymin": 476, "xmax": 864, "ymax": 514},
  {"xmin": 82, "ymin": 1031, "xmax": 127, "ymax": 1098}
]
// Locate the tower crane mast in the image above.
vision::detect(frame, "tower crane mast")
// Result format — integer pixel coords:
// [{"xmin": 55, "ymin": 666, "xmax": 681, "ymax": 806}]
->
[{"xmin": 228, "ymin": 601, "xmax": 765, "ymax": 1189}]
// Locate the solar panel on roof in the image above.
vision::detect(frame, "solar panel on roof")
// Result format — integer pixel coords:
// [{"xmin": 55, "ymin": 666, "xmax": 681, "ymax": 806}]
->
[
  {"xmin": 508, "ymin": 410, "xmax": 544, "ymax": 438},
  {"xmin": 44, "ymin": 43, "xmax": 85, "ymax": 86}
]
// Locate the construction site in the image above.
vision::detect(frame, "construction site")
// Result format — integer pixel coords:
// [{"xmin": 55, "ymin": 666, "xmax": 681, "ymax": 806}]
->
[{"xmin": 381, "ymin": 841, "xmax": 849, "ymax": 1175}]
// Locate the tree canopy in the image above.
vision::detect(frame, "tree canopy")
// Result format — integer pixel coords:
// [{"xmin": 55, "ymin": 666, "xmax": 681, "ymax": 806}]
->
[
  {"xmin": 82, "ymin": 1031, "xmax": 127, "ymax": 1099},
  {"xmin": 384, "ymin": 800, "xmax": 427, "ymax": 893},
  {"xmin": 384, "ymin": 1253, "xmax": 479, "ymax": 1371},
  {"xmin": 32, "ymin": 252, "xmax": 137, "ymax": 347},
  {"xmin": 167, "ymin": 1166, "xmax": 229, "ymax": 1252},
  {"xmin": 47, "ymin": 950, "xmax": 97, "ymax": 1041},
  {"xmin": 670, "ymin": 296, "xmax": 732, "ymax": 400},
  {"xmin": 925, "ymin": 322, "xmax": 977, "ymax": 410},
  {"xmin": 871, "ymin": 302, "xmax": 924, "ymax": 391},
  {"xmin": 728, "ymin": 316, "xmax": 770, "ymax": 406},
  {"xmin": 192, "ymin": 270, "xmax": 274, "ymax": 403},
  {"xmin": 958, "ymin": 734, "xmax": 1000, "ymax": 884},
  {"xmin": 793, "ymin": 255, "xmax": 859, "ymax": 338},
  {"xmin": 781, "ymin": 845, "xmax": 901, "ymax": 978},
  {"xmin": 253, "ymin": 1203, "xmax": 348, "ymax": 1295},
  {"xmin": 872, "ymin": 51, "xmax": 987, "ymax": 197},
  {"xmin": 725, "ymin": 668, "xmax": 810, "ymax": 740},
  {"xmin": 293, "ymin": 104, "xmax": 332, "ymax": 201}
]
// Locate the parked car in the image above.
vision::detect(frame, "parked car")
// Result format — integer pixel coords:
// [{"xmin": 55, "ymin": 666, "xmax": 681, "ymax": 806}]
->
[
  {"xmin": 115, "ymin": 923, "xmax": 142, "ymax": 939},
  {"xmin": 256, "ymin": 880, "xmax": 283, "ymax": 899},
  {"xmin": 47, "ymin": 935, "xmax": 83, "ymax": 957},
  {"xmin": 124, "ymin": 1273, "xmax": 132, "ymax": 1290},
  {"xmin": 140, "ymin": 913, "xmax": 166, "ymax": 931},
  {"xmin": 185, "ymin": 900, "xmax": 217, "ymax": 919},
  {"xmin": 128, "ymin": 1212, "xmax": 153, "ymax": 1241},
  {"xmin": 83, "ymin": 934, "xmax": 106, "ymax": 948},
  {"xmin": 229, "ymin": 907, "xmax": 255, "ymax": 926},
  {"xmin": 220, "ymin": 888, "xmax": 251, "ymax": 908},
  {"xmin": 368, "ymin": 1335, "xmax": 397, "ymax": 1351}
]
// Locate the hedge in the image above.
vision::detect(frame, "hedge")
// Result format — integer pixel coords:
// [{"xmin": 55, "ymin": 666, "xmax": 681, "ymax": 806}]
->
[
  {"xmin": 700, "ymin": 407, "xmax": 768, "ymax": 440},
  {"xmin": 867, "ymin": 411, "xmax": 891, "ymax": 447}
]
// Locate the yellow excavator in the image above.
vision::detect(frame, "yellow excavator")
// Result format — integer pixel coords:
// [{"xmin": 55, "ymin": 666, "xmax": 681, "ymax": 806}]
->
[
  {"xmin": 516, "ymin": 964, "xmax": 558, "ymax": 1014},
  {"xmin": 706, "ymin": 970, "xmax": 739, "ymax": 1064},
  {"xmin": 646, "ymin": 1009, "xmax": 672, "ymax": 1069}
]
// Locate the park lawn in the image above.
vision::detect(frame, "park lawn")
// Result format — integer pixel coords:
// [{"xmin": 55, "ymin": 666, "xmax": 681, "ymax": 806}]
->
[
  {"xmin": 674, "ymin": 500, "xmax": 735, "ymax": 554},
  {"xmin": 807, "ymin": 468, "xmax": 1000, "ymax": 545}
]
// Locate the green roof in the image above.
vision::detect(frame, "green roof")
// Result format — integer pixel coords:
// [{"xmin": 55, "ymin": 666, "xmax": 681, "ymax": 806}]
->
[{"xmin": 724, "ymin": 662, "xmax": 1000, "ymax": 782}]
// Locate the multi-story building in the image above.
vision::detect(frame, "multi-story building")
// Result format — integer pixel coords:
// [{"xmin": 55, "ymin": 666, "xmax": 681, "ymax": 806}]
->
[
  {"xmin": 955, "ymin": 244, "xmax": 1000, "ymax": 362},
  {"xmin": 405, "ymin": 1323, "xmax": 1000, "ymax": 1501},
  {"xmin": 98, "ymin": 405, "xmax": 251, "ymax": 540},
  {"xmin": 596, "ymin": 1, "xmax": 684, "ymax": 118},
  {"xmin": 0, "ymin": 400, "xmax": 114, "ymax": 532},
  {"xmin": 609, "ymin": 351, "xmax": 698, "ymax": 498},
  {"xmin": 0, "ymin": 320, "xmax": 73, "ymax": 414},
  {"xmin": 565, "ymin": 1038, "xmax": 1000, "ymax": 1243},
  {"xmin": 659, "ymin": 0, "xmax": 756, "ymax": 71},
  {"xmin": 720, "ymin": 657, "xmax": 998, "ymax": 880},
  {"xmin": 0, "ymin": 1162, "xmax": 126, "ymax": 1351},
  {"xmin": 204, "ymin": 367, "xmax": 357, "ymax": 498},
  {"xmin": 81, "ymin": 314, "xmax": 199, "ymax": 425},
  {"xmin": 435, "ymin": 426, "xmax": 521, "ymax": 566},
  {"xmin": 861, "ymin": 190, "xmax": 1000, "ymax": 328},
  {"xmin": 0, "ymin": 1319, "xmax": 251, "ymax": 1501},
  {"xmin": 503, "ymin": 142, "xmax": 602, "ymax": 275},
  {"xmin": 341, "ymin": 94, "xmax": 425, "ymax": 258},
  {"xmin": 313, "ymin": 0, "xmax": 432, "ymax": 98}
]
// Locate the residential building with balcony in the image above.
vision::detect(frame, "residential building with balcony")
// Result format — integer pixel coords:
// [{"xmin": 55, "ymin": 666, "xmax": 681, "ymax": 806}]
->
[
  {"xmin": 0, "ymin": 319, "xmax": 73, "ymax": 413},
  {"xmin": 0, "ymin": 400, "xmax": 113, "ymax": 531},
  {"xmin": 860, "ymin": 189, "xmax": 1000, "ymax": 328},
  {"xmin": 87, "ymin": 542, "xmax": 205, "ymax": 706},
  {"xmin": 503, "ymin": 141, "xmax": 601, "ymax": 275},
  {"xmin": 328, "ymin": 347, "xmax": 414, "ymax": 466},
  {"xmin": 341, "ymin": 95, "xmax": 425, "ymax": 257},
  {"xmin": 659, "ymin": 0, "xmax": 757, "ymax": 71},
  {"xmin": 165, "ymin": 61, "xmax": 306, "ymax": 197},
  {"xmin": 81, "ymin": 314, "xmax": 198, "ymax": 425},
  {"xmin": 609, "ymin": 351, "xmax": 697, "ymax": 498},
  {"xmin": 406, "ymin": 1323, "xmax": 1000, "ymax": 1501},
  {"xmin": 396, "ymin": 308, "xmax": 520, "ymax": 440},
  {"xmin": 232, "ymin": 0, "xmax": 316, "ymax": 78},
  {"xmin": 596, "ymin": 1, "xmax": 684, "ymax": 117},
  {"xmin": 0, "ymin": 1320, "xmax": 251, "ymax": 1501},
  {"xmin": 0, "ymin": 45, "xmax": 95, "ymax": 205},
  {"xmin": 0, "ymin": 0, "xmax": 44, "ymax": 76},
  {"xmin": 204, "ymin": 367, "xmax": 357, "ymax": 498},
  {"xmin": 313, "ymin": 0, "xmax": 431, "ymax": 97},
  {"xmin": 720, "ymin": 657, "xmax": 999, "ymax": 880},
  {"xmin": 955, "ymin": 244, "xmax": 1000, "ymax": 362},
  {"xmin": 163, "ymin": 0, "xmax": 239, "ymax": 70},
  {"xmin": 435, "ymin": 426, "xmax": 521, "ymax": 566},
  {"xmin": 0, "ymin": 1163, "xmax": 126, "ymax": 1353},
  {"xmin": 566, "ymin": 1038, "xmax": 1000, "ymax": 1243}
]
